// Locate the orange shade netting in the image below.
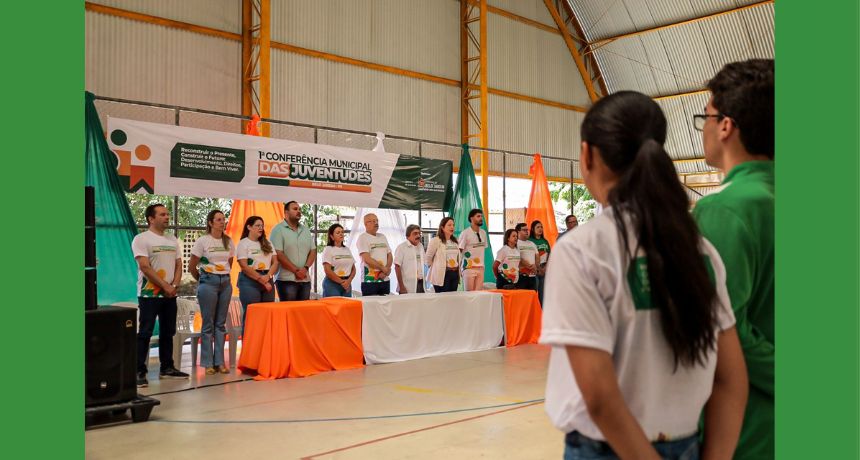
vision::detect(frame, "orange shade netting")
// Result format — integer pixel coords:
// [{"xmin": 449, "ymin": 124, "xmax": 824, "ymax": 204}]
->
[
  {"xmin": 525, "ymin": 153, "xmax": 559, "ymax": 247},
  {"xmin": 225, "ymin": 115, "xmax": 285, "ymax": 293}
]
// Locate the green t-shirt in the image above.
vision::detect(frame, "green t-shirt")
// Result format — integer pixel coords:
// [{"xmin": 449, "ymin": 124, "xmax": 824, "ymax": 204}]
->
[
  {"xmin": 693, "ymin": 161, "xmax": 774, "ymax": 460},
  {"xmin": 529, "ymin": 237, "xmax": 551, "ymax": 267}
]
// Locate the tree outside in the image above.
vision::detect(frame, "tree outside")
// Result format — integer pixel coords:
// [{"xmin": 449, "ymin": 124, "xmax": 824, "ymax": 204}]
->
[{"xmin": 550, "ymin": 183, "xmax": 598, "ymax": 224}]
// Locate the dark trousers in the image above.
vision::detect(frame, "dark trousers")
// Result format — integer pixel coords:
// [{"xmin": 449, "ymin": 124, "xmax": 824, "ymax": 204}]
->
[
  {"xmin": 496, "ymin": 273, "xmax": 516, "ymax": 289},
  {"xmin": 137, "ymin": 296, "xmax": 177, "ymax": 374},
  {"xmin": 361, "ymin": 281, "xmax": 390, "ymax": 296},
  {"xmin": 415, "ymin": 280, "xmax": 425, "ymax": 293},
  {"xmin": 517, "ymin": 275, "xmax": 537, "ymax": 291},
  {"xmin": 433, "ymin": 269, "xmax": 460, "ymax": 293},
  {"xmin": 275, "ymin": 280, "xmax": 311, "ymax": 301},
  {"xmin": 536, "ymin": 274, "xmax": 545, "ymax": 307}
]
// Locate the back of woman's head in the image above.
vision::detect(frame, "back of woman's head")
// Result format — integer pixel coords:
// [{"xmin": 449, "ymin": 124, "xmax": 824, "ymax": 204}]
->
[{"xmin": 581, "ymin": 91, "xmax": 718, "ymax": 369}]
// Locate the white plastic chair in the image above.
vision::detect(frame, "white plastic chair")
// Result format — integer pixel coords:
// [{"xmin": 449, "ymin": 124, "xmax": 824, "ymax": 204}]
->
[
  {"xmin": 226, "ymin": 297, "xmax": 244, "ymax": 368},
  {"xmin": 173, "ymin": 297, "xmax": 201, "ymax": 369}
]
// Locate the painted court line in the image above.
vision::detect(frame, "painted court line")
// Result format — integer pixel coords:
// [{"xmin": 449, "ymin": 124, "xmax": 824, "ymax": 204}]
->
[{"xmin": 300, "ymin": 400, "xmax": 544, "ymax": 459}]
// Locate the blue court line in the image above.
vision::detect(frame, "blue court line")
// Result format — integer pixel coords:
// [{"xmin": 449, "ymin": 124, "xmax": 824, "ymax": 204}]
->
[{"xmin": 155, "ymin": 398, "xmax": 545, "ymax": 424}]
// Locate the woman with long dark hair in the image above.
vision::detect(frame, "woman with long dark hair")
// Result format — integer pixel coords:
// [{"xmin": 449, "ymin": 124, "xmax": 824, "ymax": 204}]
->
[
  {"xmin": 189, "ymin": 210, "xmax": 235, "ymax": 376},
  {"xmin": 528, "ymin": 220, "xmax": 550, "ymax": 305},
  {"xmin": 425, "ymin": 217, "xmax": 460, "ymax": 292},
  {"xmin": 493, "ymin": 229, "xmax": 520, "ymax": 289},
  {"xmin": 540, "ymin": 91, "xmax": 748, "ymax": 459},
  {"xmin": 236, "ymin": 216, "xmax": 279, "ymax": 326},
  {"xmin": 321, "ymin": 223, "xmax": 355, "ymax": 297}
]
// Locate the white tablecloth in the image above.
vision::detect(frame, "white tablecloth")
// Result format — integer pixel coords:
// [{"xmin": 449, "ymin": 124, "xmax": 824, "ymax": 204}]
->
[{"xmin": 360, "ymin": 291, "xmax": 505, "ymax": 364}]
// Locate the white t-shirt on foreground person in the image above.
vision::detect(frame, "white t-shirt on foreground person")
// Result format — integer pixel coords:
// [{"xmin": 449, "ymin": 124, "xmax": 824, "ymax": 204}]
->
[{"xmin": 539, "ymin": 207, "xmax": 736, "ymax": 441}]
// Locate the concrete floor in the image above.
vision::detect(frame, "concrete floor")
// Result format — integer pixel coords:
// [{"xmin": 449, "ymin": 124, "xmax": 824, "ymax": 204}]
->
[{"xmin": 85, "ymin": 344, "xmax": 563, "ymax": 459}]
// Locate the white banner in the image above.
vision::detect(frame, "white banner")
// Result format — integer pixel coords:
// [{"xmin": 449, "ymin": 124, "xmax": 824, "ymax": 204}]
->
[{"xmin": 107, "ymin": 117, "xmax": 400, "ymax": 208}]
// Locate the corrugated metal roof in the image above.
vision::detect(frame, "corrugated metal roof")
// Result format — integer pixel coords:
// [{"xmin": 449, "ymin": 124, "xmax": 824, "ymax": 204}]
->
[
  {"xmin": 272, "ymin": 0, "xmax": 460, "ymax": 80},
  {"xmin": 488, "ymin": 13, "xmax": 590, "ymax": 106},
  {"xmin": 85, "ymin": 11, "xmax": 241, "ymax": 114},
  {"xmin": 90, "ymin": 0, "xmax": 241, "ymax": 33}
]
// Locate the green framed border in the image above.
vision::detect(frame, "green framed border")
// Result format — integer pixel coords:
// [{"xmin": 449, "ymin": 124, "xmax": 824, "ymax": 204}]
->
[
  {"xmin": 777, "ymin": 1, "xmax": 859, "ymax": 458},
  {"xmin": 1, "ymin": 1, "xmax": 84, "ymax": 457}
]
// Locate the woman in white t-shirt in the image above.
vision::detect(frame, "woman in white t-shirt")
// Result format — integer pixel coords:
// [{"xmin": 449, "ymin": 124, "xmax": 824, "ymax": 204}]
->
[
  {"xmin": 493, "ymin": 229, "xmax": 520, "ymax": 289},
  {"xmin": 189, "ymin": 210, "xmax": 235, "ymax": 376},
  {"xmin": 236, "ymin": 216, "xmax": 279, "ymax": 326},
  {"xmin": 321, "ymin": 224, "xmax": 356, "ymax": 297},
  {"xmin": 425, "ymin": 217, "xmax": 461, "ymax": 293},
  {"xmin": 540, "ymin": 91, "xmax": 748, "ymax": 459}
]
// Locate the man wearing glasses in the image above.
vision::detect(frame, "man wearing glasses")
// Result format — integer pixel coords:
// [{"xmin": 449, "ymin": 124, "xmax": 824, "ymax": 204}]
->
[{"xmin": 692, "ymin": 59, "xmax": 774, "ymax": 460}]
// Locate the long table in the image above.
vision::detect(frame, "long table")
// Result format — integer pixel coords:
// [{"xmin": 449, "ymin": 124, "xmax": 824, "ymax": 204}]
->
[
  {"xmin": 237, "ymin": 290, "xmax": 541, "ymax": 379},
  {"xmin": 361, "ymin": 291, "xmax": 505, "ymax": 364}
]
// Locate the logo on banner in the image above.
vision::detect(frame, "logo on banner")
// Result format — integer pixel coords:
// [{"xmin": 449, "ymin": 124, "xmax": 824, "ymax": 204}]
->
[
  {"xmin": 109, "ymin": 129, "xmax": 156, "ymax": 194},
  {"xmin": 256, "ymin": 151, "xmax": 373, "ymax": 193}
]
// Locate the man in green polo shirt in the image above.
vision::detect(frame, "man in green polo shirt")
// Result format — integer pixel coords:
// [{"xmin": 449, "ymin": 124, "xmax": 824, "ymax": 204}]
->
[
  {"xmin": 693, "ymin": 59, "xmax": 774, "ymax": 460},
  {"xmin": 270, "ymin": 200, "xmax": 316, "ymax": 301}
]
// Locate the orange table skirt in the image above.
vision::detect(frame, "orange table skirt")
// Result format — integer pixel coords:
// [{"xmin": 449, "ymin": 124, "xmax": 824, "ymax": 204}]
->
[
  {"xmin": 489, "ymin": 289, "xmax": 543, "ymax": 347},
  {"xmin": 237, "ymin": 298, "xmax": 364, "ymax": 379}
]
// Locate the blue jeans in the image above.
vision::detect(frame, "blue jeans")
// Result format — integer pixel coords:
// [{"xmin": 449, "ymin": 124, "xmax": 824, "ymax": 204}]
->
[
  {"xmin": 322, "ymin": 277, "xmax": 352, "ymax": 298},
  {"xmin": 564, "ymin": 431, "xmax": 699, "ymax": 460},
  {"xmin": 237, "ymin": 271, "xmax": 275, "ymax": 327},
  {"xmin": 137, "ymin": 296, "xmax": 177, "ymax": 374},
  {"xmin": 275, "ymin": 280, "xmax": 311, "ymax": 301},
  {"xmin": 197, "ymin": 273, "xmax": 232, "ymax": 367},
  {"xmin": 536, "ymin": 274, "xmax": 546, "ymax": 307}
]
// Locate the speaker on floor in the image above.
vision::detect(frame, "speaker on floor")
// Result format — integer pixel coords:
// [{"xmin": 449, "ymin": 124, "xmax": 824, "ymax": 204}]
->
[
  {"xmin": 85, "ymin": 186, "xmax": 97, "ymax": 311},
  {"xmin": 86, "ymin": 306, "xmax": 137, "ymax": 406}
]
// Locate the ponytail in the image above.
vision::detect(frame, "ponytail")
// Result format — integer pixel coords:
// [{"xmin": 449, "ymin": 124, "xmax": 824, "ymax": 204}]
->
[{"xmin": 583, "ymin": 91, "xmax": 719, "ymax": 370}]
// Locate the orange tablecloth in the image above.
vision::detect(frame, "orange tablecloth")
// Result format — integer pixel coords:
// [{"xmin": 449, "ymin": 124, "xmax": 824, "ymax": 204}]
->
[
  {"xmin": 489, "ymin": 289, "xmax": 542, "ymax": 347},
  {"xmin": 238, "ymin": 298, "xmax": 364, "ymax": 379}
]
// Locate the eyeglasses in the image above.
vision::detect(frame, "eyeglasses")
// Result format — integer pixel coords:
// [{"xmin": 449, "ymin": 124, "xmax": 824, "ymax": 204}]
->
[{"xmin": 692, "ymin": 113, "xmax": 726, "ymax": 131}]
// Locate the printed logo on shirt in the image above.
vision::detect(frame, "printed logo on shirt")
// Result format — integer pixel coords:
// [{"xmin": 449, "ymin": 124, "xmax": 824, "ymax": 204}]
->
[
  {"xmin": 627, "ymin": 256, "xmax": 716, "ymax": 310},
  {"xmin": 151, "ymin": 245, "xmax": 176, "ymax": 254},
  {"xmin": 462, "ymin": 250, "xmax": 483, "ymax": 270},
  {"xmin": 369, "ymin": 243, "xmax": 388, "ymax": 250}
]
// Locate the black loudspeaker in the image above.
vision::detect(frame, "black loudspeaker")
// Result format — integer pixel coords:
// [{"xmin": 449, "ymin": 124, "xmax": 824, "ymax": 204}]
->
[
  {"xmin": 86, "ymin": 306, "xmax": 137, "ymax": 406},
  {"xmin": 85, "ymin": 186, "xmax": 97, "ymax": 311}
]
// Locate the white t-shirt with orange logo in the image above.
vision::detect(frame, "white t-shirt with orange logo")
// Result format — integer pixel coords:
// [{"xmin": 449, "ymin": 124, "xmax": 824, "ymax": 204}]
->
[
  {"xmin": 322, "ymin": 245, "xmax": 356, "ymax": 278},
  {"xmin": 131, "ymin": 230, "xmax": 181, "ymax": 298},
  {"xmin": 236, "ymin": 238, "xmax": 274, "ymax": 271},
  {"xmin": 191, "ymin": 234, "xmax": 235, "ymax": 275}
]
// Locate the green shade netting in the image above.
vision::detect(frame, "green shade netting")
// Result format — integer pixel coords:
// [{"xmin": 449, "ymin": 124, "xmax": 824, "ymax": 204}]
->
[
  {"xmin": 85, "ymin": 92, "xmax": 139, "ymax": 305},
  {"xmin": 446, "ymin": 144, "xmax": 495, "ymax": 284}
]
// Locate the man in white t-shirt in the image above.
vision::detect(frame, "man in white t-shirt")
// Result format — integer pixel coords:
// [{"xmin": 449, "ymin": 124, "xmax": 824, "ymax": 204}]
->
[
  {"xmin": 356, "ymin": 213, "xmax": 393, "ymax": 296},
  {"xmin": 515, "ymin": 222, "xmax": 538, "ymax": 291},
  {"xmin": 394, "ymin": 224, "xmax": 426, "ymax": 294},
  {"xmin": 131, "ymin": 203, "xmax": 190, "ymax": 388},
  {"xmin": 458, "ymin": 208, "xmax": 489, "ymax": 291}
]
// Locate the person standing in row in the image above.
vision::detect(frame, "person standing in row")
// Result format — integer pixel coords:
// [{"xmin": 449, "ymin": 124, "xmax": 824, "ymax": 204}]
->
[
  {"xmin": 321, "ymin": 224, "xmax": 355, "ymax": 298},
  {"xmin": 692, "ymin": 59, "xmax": 775, "ymax": 460},
  {"xmin": 189, "ymin": 210, "xmax": 235, "ymax": 375},
  {"xmin": 236, "ymin": 216, "xmax": 278, "ymax": 326},
  {"xmin": 529, "ymin": 220, "xmax": 551, "ymax": 305},
  {"xmin": 458, "ymin": 209, "xmax": 489, "ymax": 291},
  {"xmin": 270, "ymin": 201, "xmax": 315, "ymax": 301},
  {"xmin": 515, "ymin": 223, "xmax": 538, "ymax": 292},
  {"xmin": 493, "ymin": 229, "xmax": 520, "ymax": 289},
  {"xmin": 540, "ymin": 91, "xmax": 747, "ymax": 459},
  {"xmin": 132, "ymin": 204, "xmax": 189, "ymax": 388},
  {"xmin": 394, "ymin": 224, "xmax": 426, "ymax": 294},
  {"xmin": 426, "ymin": 217, "xmax": 461, "ymax": 293},
  {"xmin": 561, "ymin": 214, "xmax": 578, "ymax": 238},
  {"xmin": 357, "ymin": 213, "xmax": 393, "ymax": 296}
]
